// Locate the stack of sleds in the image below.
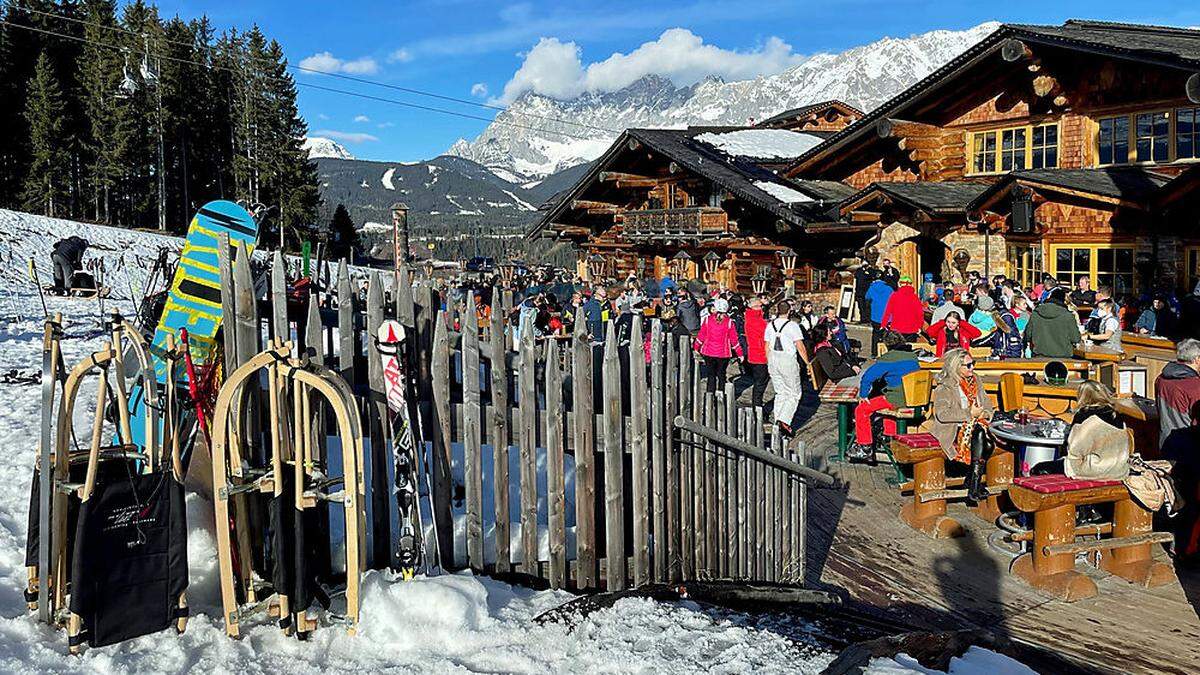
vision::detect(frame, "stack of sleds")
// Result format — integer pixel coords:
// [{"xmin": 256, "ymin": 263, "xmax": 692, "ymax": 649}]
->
[{"xmin": 21, "ymin": 199, "xmax": 370, "ymax": 652}]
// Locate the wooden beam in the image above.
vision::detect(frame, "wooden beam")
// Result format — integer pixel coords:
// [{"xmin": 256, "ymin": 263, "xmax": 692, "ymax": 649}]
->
[
  {"xmin": 572, "ymin": 199, "xmax": 621, "ymax": 210},
  {"xmin": 1189, "ymin": 73, "xmax": 1200, "ymax": 104},
  {"xmin": 600, "ymin": 171, "xmax": 655, "ymax": 183},
  {"xmin": 876, "ymin": 118, "xmax": 940, "ymax": 140},
  {"xmin": 616, "ymin": 179, "xmax": 659, "ymax": 189},
  {"xmin": 1001, "ymin": 38, "xmax": 1032, "ymax": 63},
  {"xmin": 586, "ymin": 207, "xmax": 625, "ymax": 216}
]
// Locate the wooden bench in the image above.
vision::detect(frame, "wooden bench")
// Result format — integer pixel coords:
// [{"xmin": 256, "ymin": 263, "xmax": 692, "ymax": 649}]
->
[
  {"xmin": 1008, "ymin": 474, "xmax": 1175, "ymax": 601},
  {"xmin": 892, "ymin": 432, "xmax": 964, "ymax": 538}
]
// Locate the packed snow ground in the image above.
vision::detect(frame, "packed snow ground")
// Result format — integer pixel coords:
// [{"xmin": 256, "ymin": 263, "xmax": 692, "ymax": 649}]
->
[{"xmin": 0, "ymin": 210, "xmax": 1032, "ymax": 673}]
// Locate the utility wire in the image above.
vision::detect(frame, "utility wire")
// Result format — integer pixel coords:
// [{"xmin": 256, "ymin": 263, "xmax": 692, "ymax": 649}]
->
[{"xmin": 9, "ymin": 2, "xmax": 619, "ymax": 134}]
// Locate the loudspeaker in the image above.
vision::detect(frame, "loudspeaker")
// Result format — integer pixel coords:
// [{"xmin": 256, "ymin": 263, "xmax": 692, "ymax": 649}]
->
[{"xmin": 1011, "ymin": 187, "xmax": 1034, "ymax": 234}]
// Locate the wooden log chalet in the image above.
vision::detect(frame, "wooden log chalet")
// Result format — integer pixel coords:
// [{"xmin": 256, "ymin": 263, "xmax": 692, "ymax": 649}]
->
[
  {"xmin": 530, "ymin": 102, "xmax": 865, "ymax": 295},
  {"xmin": 786, "ymin": 20, "xmax": 1200, "ymax": 296}
]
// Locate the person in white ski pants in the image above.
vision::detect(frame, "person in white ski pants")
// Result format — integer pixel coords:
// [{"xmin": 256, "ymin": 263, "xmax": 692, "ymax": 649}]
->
[{"xmin": 764, "ymin": 302, "xmax": 807, "ymax": 435}]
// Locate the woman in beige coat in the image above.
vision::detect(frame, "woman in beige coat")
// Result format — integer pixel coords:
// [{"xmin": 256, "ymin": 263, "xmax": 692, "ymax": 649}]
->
[{"xmin": 921, "ymin": 349, "xmax": 994, "ymax": 502}]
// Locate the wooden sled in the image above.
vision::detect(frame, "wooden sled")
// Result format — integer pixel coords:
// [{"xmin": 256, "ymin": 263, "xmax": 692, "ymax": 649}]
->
[{"xmin": 211, "ymin": 340, "xmax": 365, "ymax": 638}]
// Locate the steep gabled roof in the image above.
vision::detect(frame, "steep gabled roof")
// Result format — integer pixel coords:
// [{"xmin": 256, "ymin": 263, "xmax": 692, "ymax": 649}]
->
[
  {"xmin": 787, "ymin": 20, "xmax": 1200, "ymax": 177},
  {"xmin": 529, "ymin": 126, "xmax": 835, "ymax": 238},
  {"xmin": 842, "ymin": 180, "xmax": 991, "ymax": 215},
  {"xmin": 969, "ymin": 167, "xmax": 1174, "ymax": 212}
]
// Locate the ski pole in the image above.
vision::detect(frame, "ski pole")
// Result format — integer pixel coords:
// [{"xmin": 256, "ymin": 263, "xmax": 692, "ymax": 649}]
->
[
  {"xmin": 178, "ymin": 329, "xmax": 209, "ymax": 442},
  {"xmin": 27, "ymin": 258, "xmax": 48, "ymax": 319}
]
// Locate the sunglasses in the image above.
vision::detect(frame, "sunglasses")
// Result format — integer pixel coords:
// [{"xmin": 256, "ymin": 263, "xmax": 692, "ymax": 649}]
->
[{"xmin": 964, "ymin": 362, "xmax": 975, "ymax": 369}]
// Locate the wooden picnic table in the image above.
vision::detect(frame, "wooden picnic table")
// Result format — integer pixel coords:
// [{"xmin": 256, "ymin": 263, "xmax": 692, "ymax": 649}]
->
[
  {"xmin": 918, "ymin": 356, "xmax": 1092, "ymax": 379},
  {"xmin": 819, "ymin": 379, "xmax": 914, "ymax": 462},
  {"xmin": 978, "ymin": 374, "xmax": 1156, "ymax": 422}
]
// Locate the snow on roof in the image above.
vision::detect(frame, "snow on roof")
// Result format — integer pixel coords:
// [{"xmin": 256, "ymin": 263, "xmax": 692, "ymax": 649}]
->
[
  {"xmin": 693, "ymin": 129, "xmax": 824, "ymax": 159},
  {"xmin": 753, "ymin": 180, "xmax": 813, "ymax": 204}
]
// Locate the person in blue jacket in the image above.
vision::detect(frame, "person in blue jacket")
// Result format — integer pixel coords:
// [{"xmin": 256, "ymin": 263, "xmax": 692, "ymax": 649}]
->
[
  {"xmin": 848, "ymin": 331, "xmax": 919, "ymax": 462},
  {"xmin": 865, "ymin": 277, "xmax": 895, "ymax": 356}
]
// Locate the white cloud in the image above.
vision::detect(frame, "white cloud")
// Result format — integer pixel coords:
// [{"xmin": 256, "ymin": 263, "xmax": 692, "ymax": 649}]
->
[
  {"xmin": 389, "ymin": 48, "xmax": 412, "ymax": 63},
  {"xmin": 354, "ymin": 115, "xmax": 370, "ymax": 123},
  {"xmin": 496, "ymin": 28, "xmax": 803, "ymax": 103},
  {"xmin": 298, "ymin": 51, "xmax": 379, "ymax": 75},
  {"xmin": 470, "ymin": 82, "xmax": 489, "ymax": 98},
  {"xmin": 313, "ymin": 129, "xmax": 379, "ymax": 144},
  {"xmin": 317, "ymin": 113, "xmax": 330, "ymax": 121},
  {"xmin": 377, "ymin": 121, "xmax": 395, "ymax": 129}
]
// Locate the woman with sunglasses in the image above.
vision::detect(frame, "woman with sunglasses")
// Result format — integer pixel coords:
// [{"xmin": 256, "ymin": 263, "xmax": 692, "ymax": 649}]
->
[{"xmin": 921, "ymin": 348, "xmax": 994, "ymax": 502}]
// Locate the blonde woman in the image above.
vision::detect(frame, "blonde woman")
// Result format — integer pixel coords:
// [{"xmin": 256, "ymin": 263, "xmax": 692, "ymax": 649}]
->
[
  {"xmin": 921, "ymin": 348, "xmax": 994, "ymax": 502},
  {"xmin": 1031, "ymin": 380, "xmax": 1129, "ymax": 478}
]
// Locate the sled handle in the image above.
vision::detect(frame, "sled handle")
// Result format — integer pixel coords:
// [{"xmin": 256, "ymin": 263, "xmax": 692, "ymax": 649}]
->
[{"xmin": 79, "ymin": 356, "xmax": 110, "ymax": 502}]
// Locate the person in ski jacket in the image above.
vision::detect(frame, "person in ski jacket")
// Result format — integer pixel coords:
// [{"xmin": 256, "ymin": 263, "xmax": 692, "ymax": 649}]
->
[
  {"xmin": 817, "ymin": 305, "xmax": 850, "ymax": 353},
  {"xmin": 865, "ymin": 277, "xmax": 894, "ymax": 356},
  {"xmin": 693, "ymin": 297, "xmax": 743, "ymax": 393},
  {"xmin": 50, "ymin": 236, "xmax": 89, "ymax": 293},
  {"xmin": 810, "ymin": 323, "xmax": 859, "ymax": 383},
  {"xmin": 1156, "ymin": 339, "xmax": 1200, "ymax": 451},
  {"xmin": 743, "ymin": 296, "xmax": 769, "ymax": 408},
  {"xmin": 848, "ymin": 332, "xmax": 919, "ymax": 460},
  {"xmin": 675, "ymin": 291, "xmax": 702, "ymax": 336},
  {"xmin": 880, "ymin": 277, "xmax": 923, "ymax": 338},
  {"xmin": 879, "ymin": 258, "xmax": 900, "ymax": 289},
  {"xmin": 854, "ymin": 262, "xmax": 878, "ymax": 323},
  {"xmin": 764, "ymin": 302, "xmax": 806, "ymax": 435},
  {"xmin": 990, "ymin": 304, "xmax": 1023, "ymax": 359},
  {"xmin": 1135, "ymin": 297, "xmax": 1177, "ymax": 338},
  {"xmin": 926, "ymin": 312, "xmax": 981, "ymax": 357},
  {"xmin": 581, "ymin": 288, "xmax": 608, "ymax": 341},
  {"xmin": 1024, "ymin": 288, "xmax": 1082, "ymax": 358}
]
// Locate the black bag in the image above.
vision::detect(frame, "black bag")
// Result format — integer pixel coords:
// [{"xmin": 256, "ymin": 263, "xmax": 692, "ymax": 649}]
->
[{"xmin": 67, "ymin": 469, "xmax": 187, "ymax": 648}]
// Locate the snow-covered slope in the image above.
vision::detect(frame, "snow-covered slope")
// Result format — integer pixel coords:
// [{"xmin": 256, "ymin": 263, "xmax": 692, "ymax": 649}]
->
[
  {"xmin": 303, "ymin": 136, "xmax": 356, "ymax": 160},
  {"xmin": 449, "ymin": 23, "xmax": 999, "ymax": 181}
]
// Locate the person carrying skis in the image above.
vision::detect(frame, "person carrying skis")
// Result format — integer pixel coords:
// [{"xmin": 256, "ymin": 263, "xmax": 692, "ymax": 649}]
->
[{"xmin": 50, "ymin": 236, "xmax": 89, "ymax": 294}]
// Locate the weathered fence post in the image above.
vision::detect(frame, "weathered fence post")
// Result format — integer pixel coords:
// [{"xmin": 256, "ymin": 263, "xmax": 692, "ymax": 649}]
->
[
  {"xmin": 678, "ymin": 335, "xmax": 693, "ymax": 580},
  {"xmin": 630, "ymin": 314, "xmax": 649, "ymax": 587},
  {"xmin": 602, "ymin": 323, "xmax": 626, "ymax": 590},
  {"xmin": 336, "ymin": 260, "xmax": 354, "ymax": 386},
  {"xmin": 664, "ymin": 331, "xmax": 680, "ymax": 583},
  {"xmin": 518, "ymin": 326, "xmax": 538, "ymax": 575},
  {"xmin": 649, "ymin": 321, "xmax": 667, "ymax": 583},
  {"xmin": 490, "ymin": 290, "xmax": 511, "ymax": 574},
  {"xmin": 545, "ymin": 338, "xmax": 566, "ymax": 589},
  {"xmin": 366, "ymin": 272, "xmax": 391, "ymax": 567},
  {"xmin": 573, "ymin": 316, "xmax": 597, "ymax": 589},
  {"xmin": 462, "ymin": 306, "xmax": 485, "ymax": 570},
  {"xmin": 431, "ymin": 312, "xmax": 455, "ymax": 569}
]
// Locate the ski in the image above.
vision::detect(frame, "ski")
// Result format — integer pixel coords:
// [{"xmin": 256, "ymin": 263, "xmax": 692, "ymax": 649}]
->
[{"xmin": 374, "ymin": 320, "xmax": 426, "ymax": 579}]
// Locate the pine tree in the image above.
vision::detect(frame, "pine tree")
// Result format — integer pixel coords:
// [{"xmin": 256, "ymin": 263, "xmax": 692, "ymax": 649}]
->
[
  {"xmin": 22, "ymin": 52, "xmax": 71, "ymax": 216},
  {"xmin": 261, "ymin": 38, "xmax": 319, "ymax": 250},
  {"xmin": 328, "ymin": 203, "xmax": 358, "ymax": 259},
  {"xmin": 78, "ymin": 0, "xmax": 120, "ymax": 222}
]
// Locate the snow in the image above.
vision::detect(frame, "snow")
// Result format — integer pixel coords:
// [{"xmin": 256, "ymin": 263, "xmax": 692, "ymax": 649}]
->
[
  {"xmin": 870, "ymin": 646, "xmax": 1038, "ymax": 674},
  {"xmin": 0, "ymin": 208, "xmax": 1035, "ymax": 673},
  {"xmin": 360, "ymin": 221, "xmax": 391, "ymax": 233},
  {"xmin": 302, "ymin": 136, "xmax": 355, "ymax": 160},
  {"xmin": 501, "ymin": 190, "xmax": 536, "ymax": 212},
  {"xmin": 694, "ymin": 129, "xmax": 824, "ymax": 159},
  {"xmin": 753, "ymin": 180, "xmax": 814, "ymax": 204},
  {"xmin": 381, "ymin": 167, "xmax": 397, "ymax": 190}
]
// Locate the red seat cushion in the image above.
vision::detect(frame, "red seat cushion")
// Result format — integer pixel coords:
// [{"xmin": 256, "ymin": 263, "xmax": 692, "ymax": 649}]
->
[
  {"xmin": 1012, "ymin": 474, "xmax": 1123, "ymax": 494},
  {"xmin": 893, "ymin": 432, "xmax": 939, "ymax": 449}
]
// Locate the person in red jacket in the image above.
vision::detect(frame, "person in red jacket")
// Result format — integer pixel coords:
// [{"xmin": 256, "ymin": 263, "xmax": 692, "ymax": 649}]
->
[
  {"xmin": 925, "ymin": 312, "xmax": 982, "ymax": 356},
  {"xmin": 880, "ymin": 276, "xmax": 924, "ymax": 339},
  {"xmin": 743, "ymin": 296, "xmax": 769, "ymax": 407}
]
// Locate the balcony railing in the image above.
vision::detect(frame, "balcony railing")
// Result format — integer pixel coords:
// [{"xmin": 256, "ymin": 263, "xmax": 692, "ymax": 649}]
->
[{"xmin": 622, "ymin": 207, "xmax": 729, "ymax": 241}]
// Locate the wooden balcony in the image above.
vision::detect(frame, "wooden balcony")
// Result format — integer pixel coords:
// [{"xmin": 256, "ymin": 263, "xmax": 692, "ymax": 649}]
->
[{"xmin": 621, "ymin": 207, "xmax": 730, "ymax": 242}]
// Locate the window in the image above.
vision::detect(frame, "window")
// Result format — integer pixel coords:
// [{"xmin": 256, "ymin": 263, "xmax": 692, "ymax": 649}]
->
[
  {"xmin": 969, "ymin": 123, "xmax": 1058, "ymax": 175},
  {"xmin": 1051, "ymin": 244, "xmax": 1136, "ymax": 295},
  {"xmin": 1001, "ymin": 128, "xmax": 1027, "ymax": 171},
  {"xmin": 1098, "ymin": 116, "xmax": 1129, "ymax": 165},
  {"xmin": 1178, "ymin": 107, "xmax": 1199, "ymax": 160},
  {"xmin": 1007, "ymin": 243, "xmax": 1044, "ymax": 289},
  {"xmin": 972, "ymin": 131, "xmax": 997, "ymax": 173},
  {"xmin": 1136, "ymin": 111, "xmax": 1170, "ymax": 163},
  {"xmin": 1031, "ymin": 124, "xmax": 1058, "ymax": 169}
]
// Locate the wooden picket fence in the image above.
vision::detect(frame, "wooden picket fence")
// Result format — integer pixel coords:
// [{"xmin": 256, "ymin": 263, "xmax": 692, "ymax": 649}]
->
[{"xmin": 219, "ymin": 243, "xmax": 811, "ymax": 591}]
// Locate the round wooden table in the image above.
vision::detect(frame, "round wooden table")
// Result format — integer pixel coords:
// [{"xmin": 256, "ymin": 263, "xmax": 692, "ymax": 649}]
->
[{"xmin": 990, "ymin": 416, "xmax": 1068, "ymax": 476}]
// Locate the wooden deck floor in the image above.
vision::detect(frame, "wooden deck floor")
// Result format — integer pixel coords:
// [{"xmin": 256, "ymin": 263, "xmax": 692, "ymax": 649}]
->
[{"xmin": 792, "ymin": 403, "xmax": 1200, "ymax": 675}]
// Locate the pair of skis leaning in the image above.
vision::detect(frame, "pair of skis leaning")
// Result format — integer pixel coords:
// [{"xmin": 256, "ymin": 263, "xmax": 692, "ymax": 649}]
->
[{"xmin": 375, "ymin": 319, "xmax": 440, "ymax": 580}]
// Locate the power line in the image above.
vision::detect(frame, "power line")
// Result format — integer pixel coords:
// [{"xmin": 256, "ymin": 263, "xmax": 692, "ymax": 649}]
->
[
  {"xmin": 0, "ymin": 17, "xmax": 602, "ymax": 143},
  {"xmin": 9, "ymin": 2, "xmax": 619, "ymax": 134}
]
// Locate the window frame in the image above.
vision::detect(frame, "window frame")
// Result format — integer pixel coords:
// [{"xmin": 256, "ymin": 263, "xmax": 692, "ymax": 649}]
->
[
  {"xmin": 1134, "ymin": 110, "xmax": 1172, "ymax": 164},
  {"xmin": 966, "ymin": 122, "xmax": 1059, "ymax": 176},
  {"xmin": 1006, "ymin": 242, "xmax": 1044, "ymax": 289},
  {"xmin": 1186, "ymin": 246, "xmax": 1200, "ymax": 295},
  {"xmin": 1177, "ymin": 107, "xmax": 1200, "ymax": 161},
  {"xmin": 1049, "ymin": 243, "xmax": 1137, "ymax": 295}
]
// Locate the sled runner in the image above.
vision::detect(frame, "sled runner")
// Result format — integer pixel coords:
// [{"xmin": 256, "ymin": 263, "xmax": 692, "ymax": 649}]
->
[{"xmin": 210, "ymin": 341, "xmax": 365, "ymax": 638}]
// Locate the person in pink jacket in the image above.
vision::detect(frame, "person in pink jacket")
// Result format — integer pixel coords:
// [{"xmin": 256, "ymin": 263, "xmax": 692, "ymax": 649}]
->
[{"xmin": 694, "ymin": 298, "xmax": 744, "ymax": 393}]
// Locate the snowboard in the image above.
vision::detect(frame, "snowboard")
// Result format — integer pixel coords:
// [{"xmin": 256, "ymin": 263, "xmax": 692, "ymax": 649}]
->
[
  {"xmin": 375, "ymin": 319, "xmax": 428, "ymax": 579},
  {"xmin": 128, "ymin": 200, "xmax": 259, "ymax": 451}
]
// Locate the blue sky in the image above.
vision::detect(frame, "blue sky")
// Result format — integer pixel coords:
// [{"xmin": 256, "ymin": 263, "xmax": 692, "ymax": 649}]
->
[{"xmin": 155, "ymin": 1, "xmax": 1200, "ymax": 163}]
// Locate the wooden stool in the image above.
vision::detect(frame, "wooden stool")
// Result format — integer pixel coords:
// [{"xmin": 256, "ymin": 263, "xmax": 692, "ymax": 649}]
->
[
  {"xmin": 975, "ymin": 448, "xmax": 1014, "ymax": 522},
  {"xmin": 1009, "ymin": 475, "xmax": 1174, "ymax": 601},
  {"xmin": 893, "ymin": 433, "xmax": 963, "ymax": 539}
]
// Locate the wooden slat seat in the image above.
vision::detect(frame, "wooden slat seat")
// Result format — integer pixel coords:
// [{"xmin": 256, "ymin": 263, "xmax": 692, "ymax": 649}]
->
[
  {"xmin": 1009, "ymin": 474, "xmax": 1175, "ymax": 601},
  {"xmin": 891, "ymin": 432, "xmax": 963, "ymax": 538}
]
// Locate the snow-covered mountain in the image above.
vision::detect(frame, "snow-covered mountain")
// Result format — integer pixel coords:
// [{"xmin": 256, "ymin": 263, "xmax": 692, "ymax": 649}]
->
[
  {"xmin": 303, "ymin": 136, "xmax": 356, "ymax": 160},
  {"xmin": 448, "ymin": 22, "xmax": 999, "ymax": 181}
]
